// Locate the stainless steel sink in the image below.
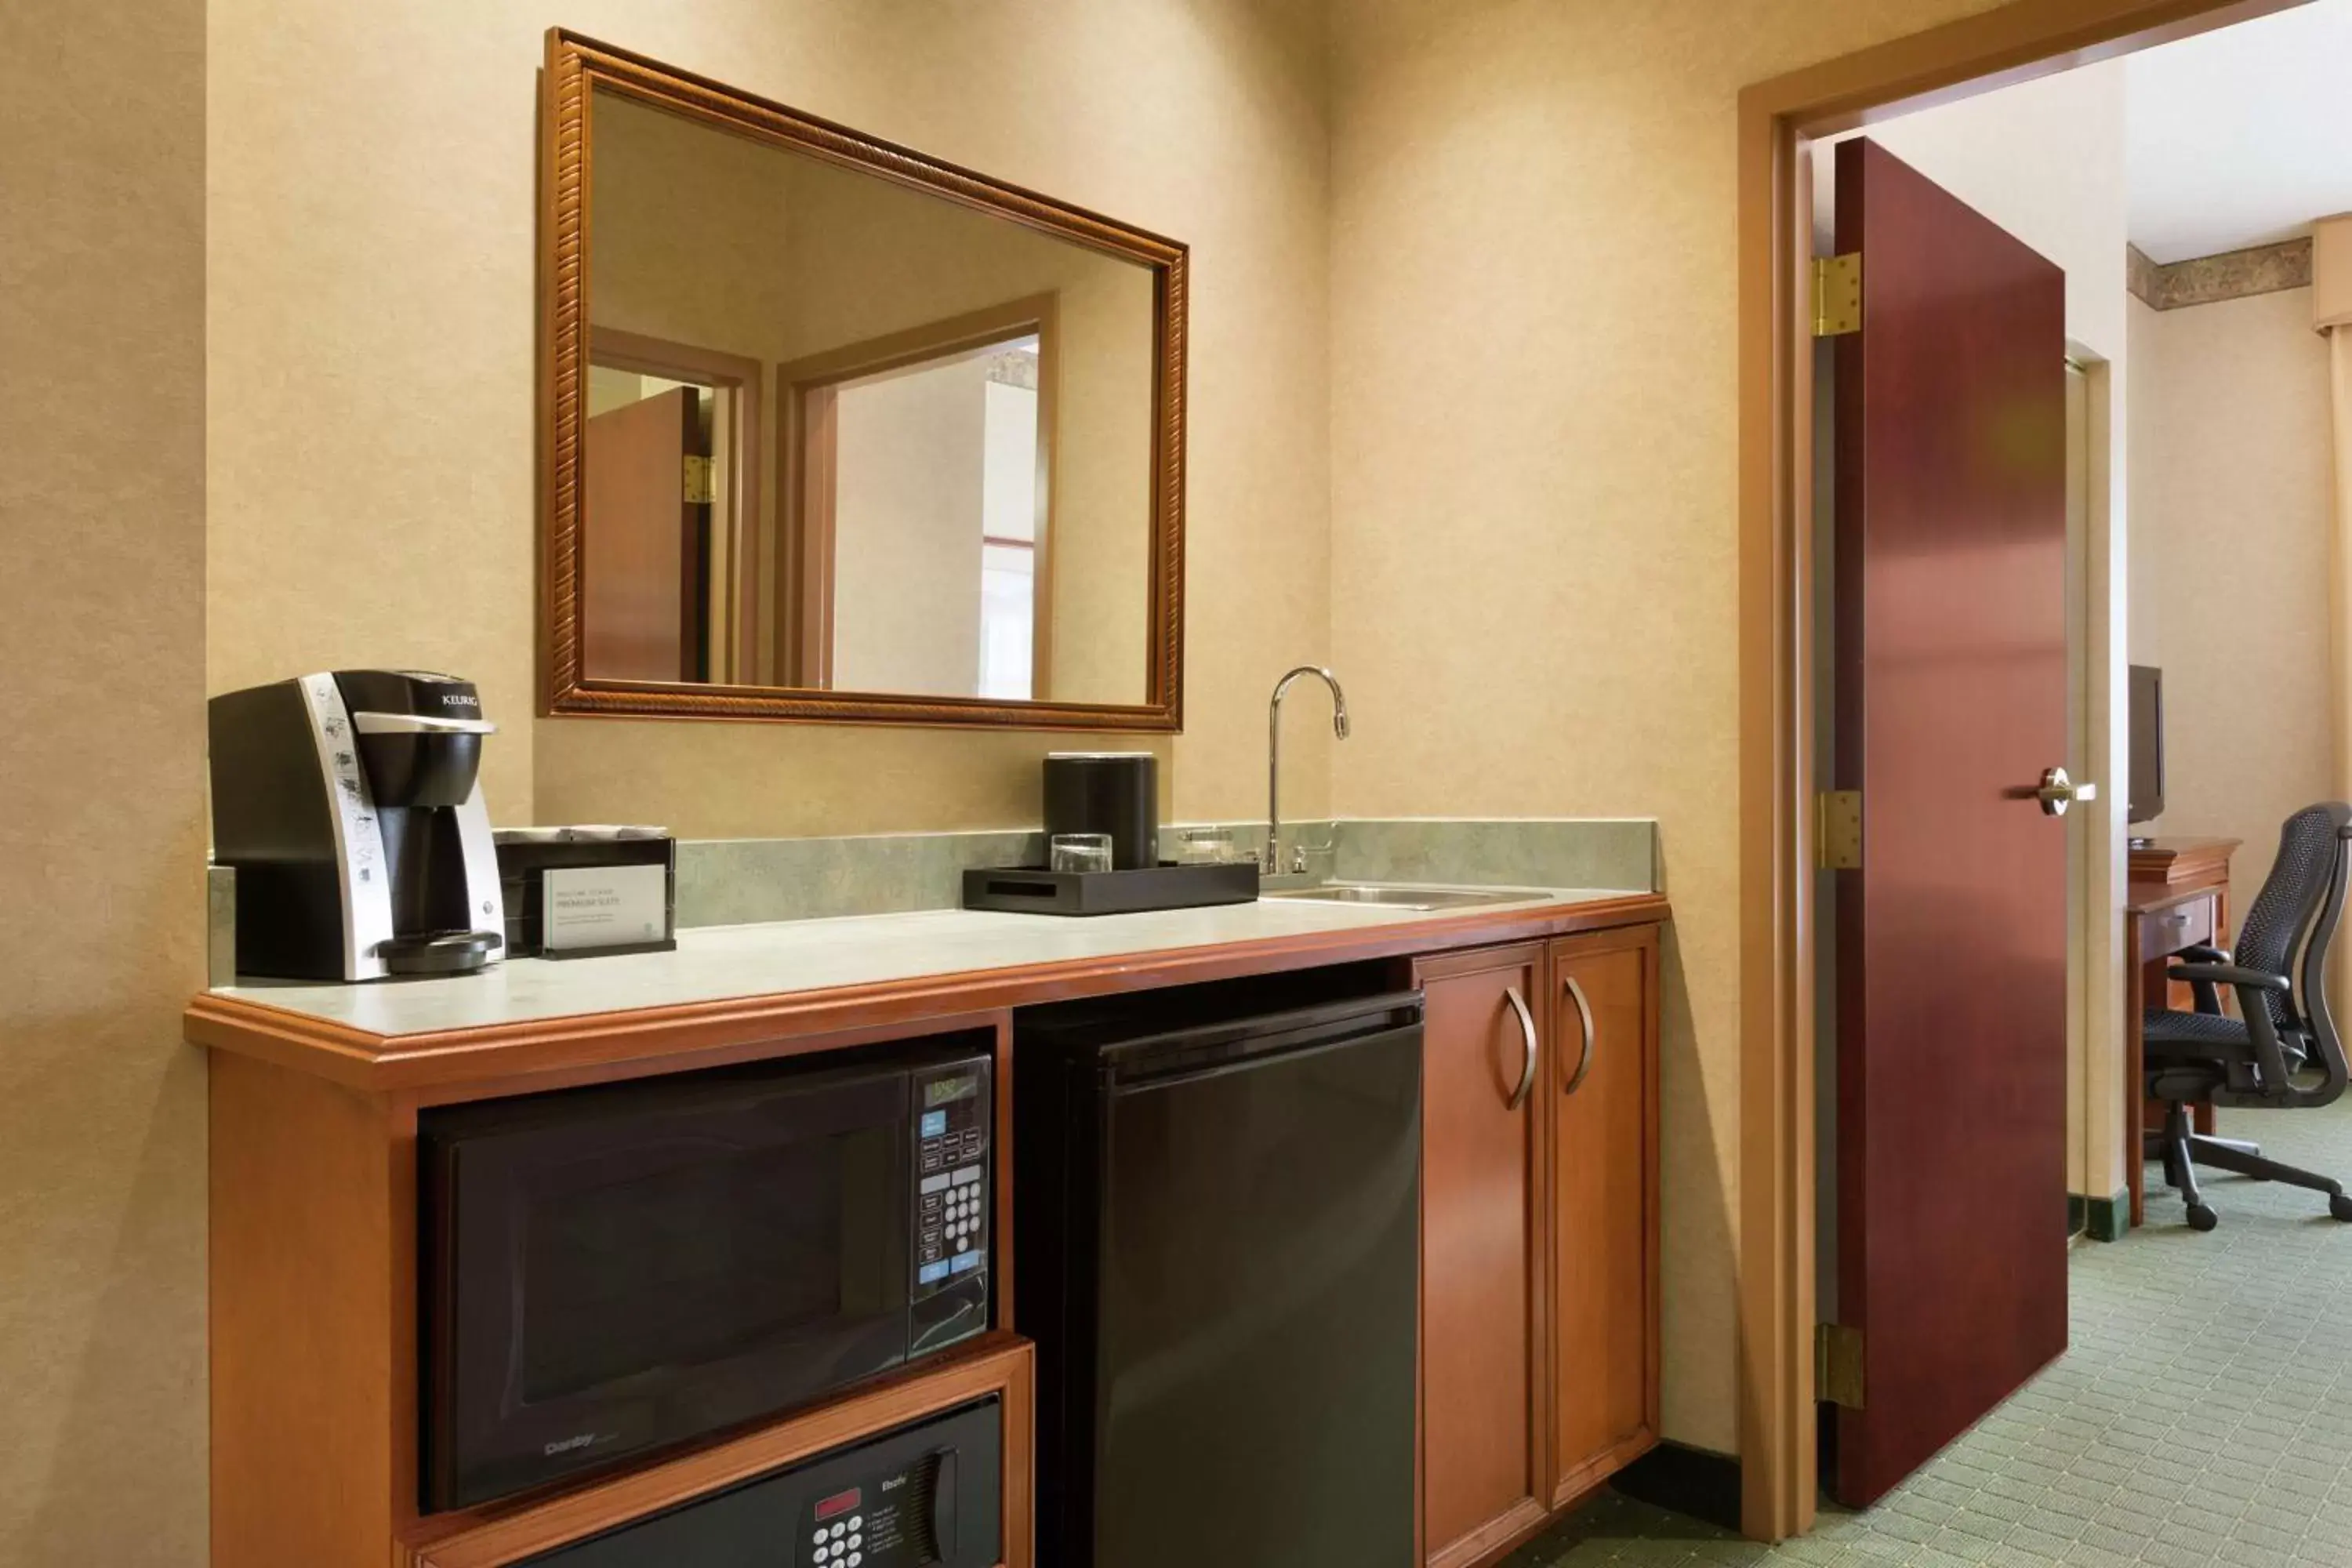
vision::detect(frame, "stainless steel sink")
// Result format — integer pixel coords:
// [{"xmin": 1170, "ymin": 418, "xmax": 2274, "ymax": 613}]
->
[{"xmin": 1261, "ymin": 883, "xmax": 1537, "ymax": 912}]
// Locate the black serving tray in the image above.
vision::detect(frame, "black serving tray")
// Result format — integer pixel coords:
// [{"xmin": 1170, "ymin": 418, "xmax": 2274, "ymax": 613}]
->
[{"xmin": 961, "ymin": 859, "xmax": 1260, "ymax": 916}]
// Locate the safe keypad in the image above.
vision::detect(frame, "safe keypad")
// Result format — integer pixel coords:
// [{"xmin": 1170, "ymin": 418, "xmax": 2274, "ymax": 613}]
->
[{"xmin": 810, "ymin": 1515, "xmax": 865, "ymax": 1566}]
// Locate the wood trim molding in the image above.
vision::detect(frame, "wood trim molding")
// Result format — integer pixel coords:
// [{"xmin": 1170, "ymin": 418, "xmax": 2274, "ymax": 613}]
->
[
  {"xmin": 1734, "ymin": 0, "xmax": 2304, "ymax": 1541},
  {"xmin": 187, "ymin": 894, "xmax": 1672, "ymax": 1095},
  {"xmin": 403, "ymin": 1337, "xmax": 1034, "ymax": 1567},
  {"xmin": 2127, "ymin": 236, "xmax": 2314, "ymax": 310},
  {"xmin": 540, "ymin": 28, "xmax": 1186, "ymax": 732},
  {"xmin": 587, "ymin": 325, "xmax": 767, "ymax": 682}
]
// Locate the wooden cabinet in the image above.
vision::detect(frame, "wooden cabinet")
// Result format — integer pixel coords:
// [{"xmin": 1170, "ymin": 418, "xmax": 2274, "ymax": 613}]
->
[
  {"xmin": 193, "ymin": 898, "xmax": 1672, "ymax": 1568},
  {"xmin": 1546, "ymin": 925, "xmax": 1661, "ymax": 1507},
  {"xmin": 1416, "ymin": 943, "xmax": 1551, "ymax": 1568},
  {"xmin": 1416, "ymin": 925, "xmax": 1661, "ymax": 1568}
]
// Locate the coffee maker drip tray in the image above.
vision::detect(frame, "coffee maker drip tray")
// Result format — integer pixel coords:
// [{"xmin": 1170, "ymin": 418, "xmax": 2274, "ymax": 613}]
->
[{"xmin": 379, "ymin": 930, "xmax": 503, "ymax": 977}]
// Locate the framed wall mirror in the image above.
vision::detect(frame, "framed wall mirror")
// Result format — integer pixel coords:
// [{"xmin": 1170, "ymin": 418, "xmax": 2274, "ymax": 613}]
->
[{"xmin": 541, "ymin": 31, "xmax": 1187, "ymax": 729}]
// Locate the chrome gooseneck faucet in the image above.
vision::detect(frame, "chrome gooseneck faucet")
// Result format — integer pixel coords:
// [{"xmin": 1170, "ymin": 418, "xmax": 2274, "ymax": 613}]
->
[{"xmin": 1265, "ymin": 666, "xmax": 1349, "ymax": 874}]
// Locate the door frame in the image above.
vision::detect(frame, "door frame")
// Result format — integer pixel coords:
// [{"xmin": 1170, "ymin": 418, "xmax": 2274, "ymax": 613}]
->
[
  {"xmin": 773, "ymin": 293, "xmax": 1061, "ymax": 693},
  {"xmin": 1733, "ymin": 0, "xmax": 2308, "ymax": 1539}
]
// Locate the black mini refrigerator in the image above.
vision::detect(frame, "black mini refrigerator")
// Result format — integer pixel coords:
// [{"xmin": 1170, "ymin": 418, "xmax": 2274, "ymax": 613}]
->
[{"xmin": 1016, "ymin": 969, "xmax": 1422, "ymax": 1568}]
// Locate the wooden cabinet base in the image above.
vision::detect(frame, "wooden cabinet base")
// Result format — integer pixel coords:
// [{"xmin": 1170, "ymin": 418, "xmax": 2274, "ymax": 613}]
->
[
  {"xmin": 1429, "ymin": 1497, "xmax": 1553, "ymax": 1568},
  {"xmin": 1416, "ymin": 926, "xmax": 1664, "ymax": 1568},
  {"xmin": 1546, "ymin": 928, "xmax": 1661, "ymax": 1506},
  {"xmin": 1416, "ymin": 945, "xmax": 1550, "ymax": 1568},
  {"xmin": 402, "ymin": 1338, "xmax": 1034, "ymax": 1568},
  {"xmin": 208, "ymin": 1042, "xmax": 1033, "ymax": 1568},
  {"xmin": 1548, "ymin": 1430, "xmax": 1661, "ymax": 1517},
  {"xmin": 200, "ymin": 909, "xmax": 1671, "ymax": 1568}
]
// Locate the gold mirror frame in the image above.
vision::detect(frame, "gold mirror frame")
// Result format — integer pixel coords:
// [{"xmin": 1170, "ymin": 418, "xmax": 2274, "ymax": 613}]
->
[{"xmin": 539, "ymin": 30, "xmax": 1187, "ymax": 730}]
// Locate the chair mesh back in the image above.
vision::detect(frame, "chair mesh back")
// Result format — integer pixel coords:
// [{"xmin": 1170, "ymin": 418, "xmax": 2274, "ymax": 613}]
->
[{"xmin": 2236, "ymin": 804, "xmax": 2350, "ymax": 1028}]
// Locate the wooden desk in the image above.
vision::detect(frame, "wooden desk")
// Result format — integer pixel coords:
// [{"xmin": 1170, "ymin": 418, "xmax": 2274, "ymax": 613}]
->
[{"xmin": 2124, "ymin": 837, "xmax": 2240, "ymax": 1227}]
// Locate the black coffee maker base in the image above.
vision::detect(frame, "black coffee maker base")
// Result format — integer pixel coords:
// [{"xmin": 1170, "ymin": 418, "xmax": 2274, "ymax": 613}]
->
[{"xmin": 379, "ymin": 930, "xmax": 503, "ymax": 976}]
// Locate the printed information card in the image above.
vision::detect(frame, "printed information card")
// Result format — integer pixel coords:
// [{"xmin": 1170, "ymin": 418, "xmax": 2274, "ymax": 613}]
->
[{"xmin": 543, "ymin": 863, "xmax": 670, "ymax": 953}]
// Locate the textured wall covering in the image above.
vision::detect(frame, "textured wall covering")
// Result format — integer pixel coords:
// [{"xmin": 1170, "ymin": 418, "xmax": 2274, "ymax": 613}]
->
[
  {"xmin": 209, "ymin": 0, "xmax": 1336, "ymax": 833},
  {"xmin": 532, "ymin": 718, "xmax": 1172, "ymax": 839},
  {"xmin": 2129, "ymin": 237, "xmax": 2314, "ymax": 311},
  {"xmin": 1327, "ymin": 0, "xmax": 2010, "ymax": 1453},
  {"xmin": 0, "ymin": 0, "xmax": 209, "ymax": 1560},
  {"xmin": 2129, "ymin": 287, "xmax": 2336, "ymax": 917}
]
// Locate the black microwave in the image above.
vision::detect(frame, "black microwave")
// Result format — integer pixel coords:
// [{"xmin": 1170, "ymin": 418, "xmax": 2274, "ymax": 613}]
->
[{"xmin": 419, "ymin": 1036, "xmax": 995, "ymax": 1511}]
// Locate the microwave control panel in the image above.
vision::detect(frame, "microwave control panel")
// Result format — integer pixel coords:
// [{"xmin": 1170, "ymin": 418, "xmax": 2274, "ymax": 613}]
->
[{"xmin": 911, "ymin": 1058, "xmax": 991, "ymax": 1311}]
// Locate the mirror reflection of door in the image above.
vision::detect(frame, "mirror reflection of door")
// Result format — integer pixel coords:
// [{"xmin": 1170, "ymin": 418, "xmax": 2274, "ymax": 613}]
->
[
  {"xmin": 782, "ymin": 308, "xmax": 1054, "ymax": 701},
  {"xmin": 583, "ymin": 328, "xmax": 764, "ymax": 684},
  {"xmin": 584, "ymin": 379, "xmax": 705, "ymax": 682}
]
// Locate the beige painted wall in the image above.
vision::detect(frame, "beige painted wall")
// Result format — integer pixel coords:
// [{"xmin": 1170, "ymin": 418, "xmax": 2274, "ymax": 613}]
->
[
  {"xmin": 2129, "ymin": 287, "xmax": 2336, "ymax": 914},
  {"xmin": 211, "ymin": 0, "xmax": 1334, "ymax": 837},
  {"xmin": 831, "ymin": 358, "xmax": 993, "ymax": 693},
  {"xmin": 0, "ymin": 0, "xmax": 209, "ymax": 1561},
  {"xmin": 1327, "ymin": 0, "xmax": 2012, "ymax": 1453}
]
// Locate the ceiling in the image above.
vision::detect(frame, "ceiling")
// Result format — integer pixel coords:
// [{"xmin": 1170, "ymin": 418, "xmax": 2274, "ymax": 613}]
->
[{"xmin": 2125, "ymin": 0, "xmax": 2352, "ymax": 263}]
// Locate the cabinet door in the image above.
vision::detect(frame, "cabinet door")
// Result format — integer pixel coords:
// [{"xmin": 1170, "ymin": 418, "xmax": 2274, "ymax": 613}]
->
[
  {"xmin": 1416, "ymin": 945, "xmax": 1549, "ymax": 1568},
  {"xmin": 1546, "ymin": 925, "xmax": 1661, "ymax": 1508}
]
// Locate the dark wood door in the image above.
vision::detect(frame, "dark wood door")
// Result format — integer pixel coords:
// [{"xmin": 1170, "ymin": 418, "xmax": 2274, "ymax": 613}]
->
[
  {"xmin": 1416, "ymin": 945, "xmax": 1548, "ymax": 1568},
  {"xmin": 584, "ymin": 385, "xmax": 705, "ymax": 682},
  {"xmin": 1829, "ymin": 137, "xmax": 2070, "ymax": 1507},
  {"xmin": 1546, "ymin": 927, "xmax": 1660, "ymax": 1509}
]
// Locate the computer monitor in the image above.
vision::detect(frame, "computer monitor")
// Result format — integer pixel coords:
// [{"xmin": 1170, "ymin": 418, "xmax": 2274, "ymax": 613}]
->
[{"xmin": 2129, "ymin": 665, "xmax": 2164, "ymax": 826}]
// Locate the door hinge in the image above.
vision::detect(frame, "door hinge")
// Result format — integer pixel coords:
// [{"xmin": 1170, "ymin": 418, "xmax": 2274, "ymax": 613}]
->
[
  {"xmin": 1812, "ymin": 252, "xmax": 1862, "ymax": 337},
  {"xmin": 683, "ymin": 455, "xmax": 717, "ymax": 504},
  {"xmin": 1817, "ymin": 1323, "xmax": 1866, "ymax": 1409},
  {"xmin": 1817, "ymin": 789, "xmax": 1863, "ymax": 870}
]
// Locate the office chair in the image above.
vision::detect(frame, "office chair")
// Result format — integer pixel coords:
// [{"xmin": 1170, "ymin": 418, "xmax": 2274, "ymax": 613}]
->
[{"xmin": 2143, "ymin": 801, "xmax": 2352, "ymax": 1231}]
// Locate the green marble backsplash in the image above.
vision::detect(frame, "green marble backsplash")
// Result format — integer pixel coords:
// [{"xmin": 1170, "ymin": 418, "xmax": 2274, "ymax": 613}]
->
[
  {"xmin": 673, "ymin": 818, "xmax": 1657, "ymax": 928},
  {"xmin": 1330, "ymin": 818, "xmax": 1657, "ymax": 893}
]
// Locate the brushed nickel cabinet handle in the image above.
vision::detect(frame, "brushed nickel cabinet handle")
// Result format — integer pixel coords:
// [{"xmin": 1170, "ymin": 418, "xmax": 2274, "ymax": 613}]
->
[
  {"xmin": 1504, "ymin": 985, "xmax": 1537, "ymax": 1110},
  {"xmin": 1563, "ymin": 974, "xmax": 1596, "ymax": 1094}
]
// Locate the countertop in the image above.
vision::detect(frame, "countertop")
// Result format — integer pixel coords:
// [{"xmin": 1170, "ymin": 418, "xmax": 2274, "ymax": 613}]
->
[{"xmin": 190, "ymin": 885, "xmax": 1667, "ymax": 1091}]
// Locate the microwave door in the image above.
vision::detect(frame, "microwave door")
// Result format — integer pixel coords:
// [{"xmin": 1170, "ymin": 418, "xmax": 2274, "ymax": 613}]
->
[{"xmin": 427, "ymin": 1067, "xmax": 915, "ymax": 1508}]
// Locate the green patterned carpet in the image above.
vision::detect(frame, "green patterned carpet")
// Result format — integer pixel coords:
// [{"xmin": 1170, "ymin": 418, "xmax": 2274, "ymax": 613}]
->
[{"xmin": 1507, "ymin": 1101, "xmax": 2352, "ymax": 1568}]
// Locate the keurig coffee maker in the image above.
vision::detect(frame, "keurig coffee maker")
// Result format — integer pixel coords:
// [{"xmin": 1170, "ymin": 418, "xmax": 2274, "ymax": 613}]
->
[{"xmin": 209, "ymin": 670, "xmax": 506, "ymax": 981}]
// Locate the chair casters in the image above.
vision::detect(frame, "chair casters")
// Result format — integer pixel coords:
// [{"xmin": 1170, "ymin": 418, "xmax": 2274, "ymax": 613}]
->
[
  {"xmin": 2187, "ymin": 1203, "xmax": 2219, "ymax": 1232},
  {"xmin": 2331, "ymin": 1195, "xmax": 2352, "ymax": 1223}
]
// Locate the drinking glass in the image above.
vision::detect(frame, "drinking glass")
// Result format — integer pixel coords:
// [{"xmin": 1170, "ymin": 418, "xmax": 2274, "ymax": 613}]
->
[{"xmin": 1050, "ymin": 833, "xmax": 1116, "ymax": 873}]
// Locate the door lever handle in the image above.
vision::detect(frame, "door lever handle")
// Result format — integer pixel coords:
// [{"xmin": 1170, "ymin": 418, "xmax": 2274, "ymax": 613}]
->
[
  {"xmin": 2032, "ymin": 766, "xmax": 2097, "ymax": 817},
  {"xmin": 1504, "ymin": 986, "xmax": 1537, "ymax": 1110}
]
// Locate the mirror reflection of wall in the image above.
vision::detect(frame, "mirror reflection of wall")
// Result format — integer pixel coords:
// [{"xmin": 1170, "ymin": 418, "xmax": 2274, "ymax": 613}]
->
[
  {"xmin": 581, "ymin": 86, "xmax": 1160, "ymax": 708},
  {"xmin": 804, "ymin": 330, "xmax": 1046, "ymax": 701}
]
